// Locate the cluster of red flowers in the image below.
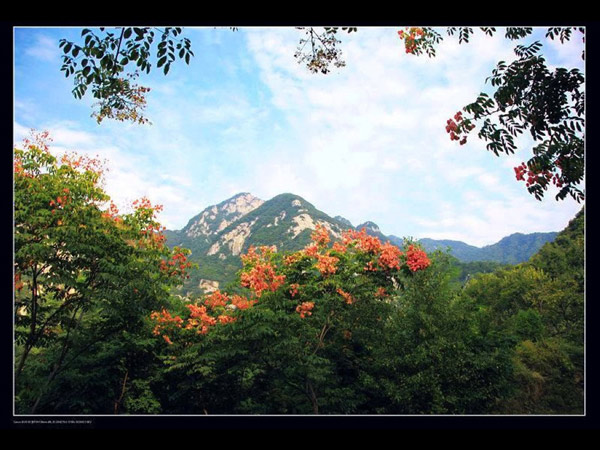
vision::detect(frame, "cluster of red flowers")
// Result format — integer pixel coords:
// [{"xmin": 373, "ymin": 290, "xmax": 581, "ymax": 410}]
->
[
  {"xmin": 336, "ymin": 288, "xmax": 354, "ymax": 305},
  {"xmin": 201, "ymin": 290, "xmax": 256, "ymax": 311},
  {"xmin": 283, "ymin": 252, "xmax": 303, "ymax": 266},
  {"xmin": 15, "ymin": 131, "xmax": 53, "ymax": 178},
  {"xmin": 514, "ymin": 162, "xmax": 563, "ymax": 189},
  {"xmin": 14, "ymin": 272, "xmax": 24, "ymax": 292},
  {"xmin": 150, "ymin": 308, "xmax": 184, "ymax": 344},
  {"xmin": 378, "ymin": 242, "xmax": 403, "ymax": 270},
  {"xmin": 289, "ymin": 283, "xmax": 300, "ymax": 298},
  {"xmin": 315, "ymin": 253, "xmax": 339, "ymax": 276},
  {"xmin": 22, "ymin": 130, "xmax": 52, "ymax": 152},
  {"xmin": 185, "ymin": 303, "xmax": 217, "ymax": 335},
  {"xmin": 13, "ymin": 158, "xmax": 27, "ymax": 178},
  {"xmin": 296, "ymin": 301, "xmax": 315, "ymax": 318},
  {"xmin": 101, "ymin": 201, "xmax": 121, "ymax": 223},
  {"xmin": 445, "ymin": 111, "xmax": 476, "ymax": 145},
  {"xmin": 131, "ymin": 197, "xmax": 168, "ymax": 249},
  {"xmin": 342, "ymin": 229, "xmax": 382, "ymax": 254},
  {"xmin": 132, "ymin": 196, "xmax": 163, "ymax": 214},
  {"xmin": 159, "ymin": 251, "xmax": 192, "ymax": 279},
  {"xmin": 331, "ymin": 242, "xmax": 347, "ymax": 254},
  {"xmin": 151, "ymin": 289, "xmax": 257, "ymax": 343},
  {"xmin": 240, "ymin": 245, "xmax": 276, "ymax": 264},
  {"xmin": 405, "ymin": 244, "xmax": 431, "ymax": 272},
  {"xmin": 311, "ymin": 224, "xmax": 331, "ymax": 248},
  {"xmin": 240, "ymin": 246, "xmax": 286, "ymax": 298},
  {"xmin": 60, "ymin": 152, "xmax": 107, "ymax": 179},
  {"xmin": 186, "ymin": 291, "xmax": 258, "ymax": 334},
  {"xmin": 514, "ymin": 162, "xmax": 527, "ymax": 181},
  {"xmin": 49, "ymin": 189, "xmax": 71, "ymax": 216},
  {"xmin": 398, "ymin": 27, "xmax": 425, "ymax": 54},
  {"xmin": 341, "ymin": 228, "xmax": 425, "ymax": 274},
  {"xmin": 304, "ymin": 244, "xmax": 319, "ymax": 258}
]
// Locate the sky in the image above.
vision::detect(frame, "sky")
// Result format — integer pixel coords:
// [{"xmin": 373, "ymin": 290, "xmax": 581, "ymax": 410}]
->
[{"xmin": 13, "ymin": 26, "xmax": 585, "ymax": 247}]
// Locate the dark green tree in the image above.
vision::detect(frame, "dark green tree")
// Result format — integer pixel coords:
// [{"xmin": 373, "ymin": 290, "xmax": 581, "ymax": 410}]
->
[{"xmin": 460, "ymin": 208, "xmax": 584, "ymax": 413}]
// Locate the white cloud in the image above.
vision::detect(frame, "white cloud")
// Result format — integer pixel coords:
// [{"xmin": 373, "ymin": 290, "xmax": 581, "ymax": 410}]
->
[
  {"xmin": 24, "ymin": 34, "xmax": 60, "ymax": 62},
  {"xmin": 241, "ymin": 26, "xmax": 586, "ymax": 245},
  {"xmin": 545, "ymin": 30, "xmax": 585, "ymax": 70}
]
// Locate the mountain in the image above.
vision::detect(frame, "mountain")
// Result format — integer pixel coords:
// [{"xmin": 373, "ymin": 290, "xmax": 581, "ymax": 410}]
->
[
  {"xmin": 166, "ymin": 192, "xmax": 560, "ymax": 295},
  {"xmin": 166, "ymin": 192, "xmax": 264, "ymax": 244},
  {"xmin": 166, "ymin": 193, "xmax": 352, "ymax": 295},
  {"xmin": 334, "ymin": 215, "xmax": 353, "ymax": 228},
  {"xmin": 418, "ymin": 232, "xmax": 559, "ymax": 264}
]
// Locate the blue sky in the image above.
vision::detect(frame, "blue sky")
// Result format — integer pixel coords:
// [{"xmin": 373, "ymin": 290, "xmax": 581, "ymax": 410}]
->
[{"xmin": 14, "ymin": 26, "xmax": 585, "ymax": 246}]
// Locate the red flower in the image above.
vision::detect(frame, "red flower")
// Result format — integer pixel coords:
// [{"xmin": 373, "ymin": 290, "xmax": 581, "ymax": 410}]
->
[
  {"xmin": 311, "ymin": 224, "xmax": 330, "ymax": 247},
  {"xmin": 378, "ymin": 242, "xmax": 402, "ymax": 270},
  {"xmin": 289, "ymin": 283, "xmax": 300, "ymax": 298},
  {"xmin": 315, "ymin": 253, "xmax": 339, "ymax": 276},
  {"xmin": 336, "ymin": 288, "xmax": 355, "ymax": 305},
  {"xmin": 405, "ymin": 244, "xmax": 431, "ymax": 272},
  {"xmin": 296, "ymin": 301, "xmax": 315, "ymax": 318}
]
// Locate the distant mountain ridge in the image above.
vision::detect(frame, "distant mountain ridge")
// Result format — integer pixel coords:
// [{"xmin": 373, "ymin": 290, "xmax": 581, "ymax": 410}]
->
[
  {"xmin": 166, "ymin": 192, "xmax": 559, "ymax": 294},
  {"xmin": 418, "ymin": 232, "xmax": 559, "ymax": 264}
]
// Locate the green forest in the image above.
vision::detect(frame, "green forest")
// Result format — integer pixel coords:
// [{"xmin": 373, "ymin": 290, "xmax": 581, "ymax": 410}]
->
[{"xmin": 14, "ymin": 136, "xmax": 584, "ymax": 414}]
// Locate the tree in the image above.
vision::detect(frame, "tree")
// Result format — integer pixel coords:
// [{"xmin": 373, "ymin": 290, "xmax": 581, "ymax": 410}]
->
[
  {"xmin": 59, "ymin": 27, "xmax": 194, "ymax": 124},
  {"xmin": 146, "ymin": 225, "xmax": 516, "ymax": 414},
  {"xmin": 14, "ymin": 130, "xmax": 195, "ymax": 413},
  {"xmin": 399, "ymin": 27, "xmax": 585, "ymax": 202},
  {"xmin": 147, "ymin": 226, "xmax": 432, "ymax": 413},
  {"xmin": 460, "ymin": 208, "xmax": 584, "ymax": 414}
]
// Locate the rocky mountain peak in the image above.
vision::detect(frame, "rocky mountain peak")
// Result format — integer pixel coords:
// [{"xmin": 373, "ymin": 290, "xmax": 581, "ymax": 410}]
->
[
  {"xmin": 356, "ymin": 221, "xmax": 381, "ymax": 233},
  {"xmin": 334, "ymin": 215, "xmax": 353, "ymax": 229},
  {"xmin": 182, "ymin": 193, "xmax": 264, "ymax": 239}
]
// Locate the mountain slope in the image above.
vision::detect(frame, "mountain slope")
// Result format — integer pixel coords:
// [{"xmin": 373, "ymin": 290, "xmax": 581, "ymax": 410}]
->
[{"xmin": 166, "ymin": 193, "xmax": 352, "ymax": 295}]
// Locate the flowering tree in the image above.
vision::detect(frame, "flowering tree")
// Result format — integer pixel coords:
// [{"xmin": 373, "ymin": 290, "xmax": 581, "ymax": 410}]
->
[
  {"xmin": 59, "ymin": 27, "xmax": 194, "ymax": 124},
  {"xmin": 144, "ymin": 224, "xmax": 483, "ymax": 413},
  {"xmin": 151, "ymin": 225, "xmax": 430, "ymax": 346},
  {"xmin": 14, "ymin": 131, "xmax": 195, "ymax": 413},
  {"xmin": 397, "ymin": 26, "xmax": 585, "ymax": 202},
  {"xmin": 147, "ymin": 224, "xmax": 515, "ymax": 414}
]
